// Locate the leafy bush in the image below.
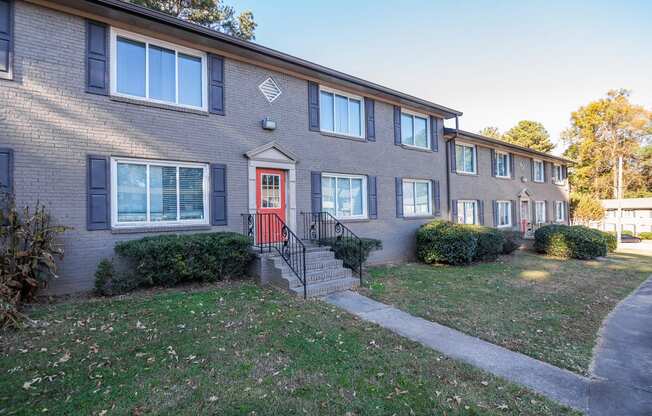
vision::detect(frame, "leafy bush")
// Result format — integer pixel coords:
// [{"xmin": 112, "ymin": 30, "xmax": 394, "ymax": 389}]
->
[
  {"xmin": 534, "ymin": 224, "xmax": 611, "ymax": 259},
  {"xmin": 603, "ymin": 232, "xmax": 617, "ymax": 252},
  {"xmin": 500, "ymin": 230, "xmax": 521, "ymax": 254},
  {"xmin": 94, "ymin": 259, "xmax": 146, "ymax": 297},
  {"xmin": 0, "ymin": 195, "xmax": 68, "ymax": 328},
  {"xmin": 113, "ymin": 232, "xmax": 253, "ymax": 288},
  {"xmin": 639, "ymin": 232, "xmax": 652, "ymax": 240},
  {"xmin": 471, "ymin": 226, "xmax": 506, "ymax": 261},
  {"xmin": 621, "ymin": 230, "xmax": 634, "ymax": 236},
  {"xmin": 416, "ymin": 220, "xmax": 478, "ymax": 265},
  {"xmin": 319, "ymin": 237, "xmax": 382, "ymax": 272}
]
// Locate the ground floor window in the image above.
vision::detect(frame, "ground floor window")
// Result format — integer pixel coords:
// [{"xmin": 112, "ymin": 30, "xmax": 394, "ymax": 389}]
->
[
  {"xmin": 457, "ymin": 200, "xmax": 477, "ymax": 224},
  {"xmin": 535, "ymin": 201, "xmax": 546, "ymax": 224},
  {"xmin": 555, "ymin": 201, "xmax": 566, "ymax": 222},
  {"xmin": 322, "ymin": 173, "xmax": 367, "ymax": 219},
  {"xmin": 403, "ymin": 179, "xmax": 432, "ymax": 216},
  {"xmin": 496, "ymin": 201, "xmax": 512, "ymax": 227},
  {"xmin": 111, "ymin": 157, "xmax": 209, "ymax": 227}
]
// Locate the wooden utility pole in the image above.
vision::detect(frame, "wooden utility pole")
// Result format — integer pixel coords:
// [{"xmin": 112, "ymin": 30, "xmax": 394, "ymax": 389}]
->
[{"xmin": 616, "ymin": 156, "xmax": 623, "ymax": 250}]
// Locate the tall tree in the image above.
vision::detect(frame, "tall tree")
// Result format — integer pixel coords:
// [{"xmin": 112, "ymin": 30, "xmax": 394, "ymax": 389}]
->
[
  {"xmin": 478, "ymin": 126, "xmax": 502, "ymax": 139},
  {"xmin": 562, "ymin": 89, "xmax": 652, "ymax": 199},
  {"xmin": 128, "ymin": 0, "xmax": 257, "ymax": 40},
  {"xmin": 503, "ymin": 120, "xmax": 555, "ymax": 152}
]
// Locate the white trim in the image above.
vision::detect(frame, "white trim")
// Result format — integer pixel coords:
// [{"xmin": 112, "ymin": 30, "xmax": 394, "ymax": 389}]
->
[
  {"xmin": 496, "ymin": 200, "xmax": 512, "ymax": 228},
  {"xmin": 247, "ymin": 159, "xmax": 296, "ymax": 232},
  {"xmin": 402, "ymin": 179, "xmax": 433, "ymax": 217},
  {"xmin": 110, "ymin": 27, "xmax": 208, "ymax": 111},
  {"xmin": 455, "ymin": 141, "xmax": 477, "ymax": 175},
  {"xmin": 456, "ymin": 199, "xmax": 478, "ymax": 224},
  {"xmin": 400, "ymin": 108, "xmax": 430, "ymax": 150},
  {"xmin": 535, "ymin": 200, "xmax": 546, "ymax": 224},
  {"xmin": 110, "ymin": 157, "xmax": 210, "ymax": 229},
  {"xmin": 321, "ymin": 173, "xmax": 368, "ymax": 220},
  {"xmin": 495, "ymin": 150, "xmax": 510, "ymax": 178},
  {"xmin": 318, "ymin": 85, "xmax": 366, "ymax": 139},
  {"xmin": 259, "ymin": 173, "xmax": 282, "ymax": 210},
  {"xmin": 533, "ymin": 159, "xmax": 544, "ymax": 183}
]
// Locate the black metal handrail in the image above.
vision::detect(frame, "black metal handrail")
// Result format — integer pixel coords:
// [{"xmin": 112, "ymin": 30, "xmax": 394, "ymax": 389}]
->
[
  {"xmin": 241, "ymin": 213, "xmax": 307, "ymax": 299},
  {"xmin": 300, "ymin": 211, "xmax": 364, "ymax": 285}
]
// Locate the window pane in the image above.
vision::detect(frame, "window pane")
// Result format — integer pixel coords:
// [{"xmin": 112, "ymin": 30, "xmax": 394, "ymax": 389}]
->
[
  {"xmin": 351, "ymin": 178, "xmax": 363, "ymax": 216},
  {"xmin": 117, "ymin": 163, "xmax": 147, "ymax": 222},
  {"xmin": 497, "ymin": 154, "xmax": 507, "ymax": 177},
  {"xmin": 455, "ymin": 145, "xmax": 464, "ymax": 170},
  {"xmin": 464, "ymin": 202, "xmax": 475, "ymax": 224},
  {"xmin": 349, "ymin": 99, "xmax": 361, "ymax": 137},
  {"xmin": 180, "ymin": 167, "xmax": 204, "ymax": 220},
  {"xmin": 403, "ymin": 182, "xmax": 415, "ymax": 215},
  {"xmin": 335, "ymin": 95, "xmax": 348, "ymax": 134},
  {"xmin": 414, "ymin": 116, "xmax": 428, "ymax": 148},
  {"xmin": 178, "ymin": 53, "xmax": 203, "ymax": 107},
  {"xmin": 464, "ymin": 147, "xmax": 475, "ymax": 172},
  {"xmin": 116, "ymin": 37, "xmax": 146, "ymax": 97},
  {"xmin": 336, "ymin": 178, "xmax": 351, "ymax": 217},
  {"xmin": 148, "ymin": 45, "xmax": 176, "ymax": 103},
  {"xmin": 401, "ymin": 114, "xmax": 414, "ymax": 145},
  {"xmin": 150, "ymin": 165, "xmax": 177, "ymax": 222},
  {"xmin": 319, "ymin": 91, "xmax": 334, "ymax": 132},
  {"xmin": 322, "ymin": 177, "xmax": 336, "ymax": 216},
  {"xmin": 415, "ymin": 182, "xmax": 430, "ymax": 215},
  {"xmin": 456, "ymin": 201, "xmax": 465, "ymax": 223}
]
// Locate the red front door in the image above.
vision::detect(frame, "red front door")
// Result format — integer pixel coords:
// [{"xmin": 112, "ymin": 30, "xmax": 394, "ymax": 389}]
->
[{"xmin": 255, "ymin": 168, "xmax": 286, "ymax": 243}]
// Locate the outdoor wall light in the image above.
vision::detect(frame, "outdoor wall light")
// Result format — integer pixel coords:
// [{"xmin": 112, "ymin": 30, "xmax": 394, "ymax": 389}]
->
[{"xmin": 261, "ymin": 117, "xmax": 277, "ymax": 130}]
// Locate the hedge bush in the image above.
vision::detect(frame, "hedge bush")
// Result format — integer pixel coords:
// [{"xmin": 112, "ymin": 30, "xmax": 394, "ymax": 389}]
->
[
  {"xmin": 471, "ymin": 226, "xmax": 506, "ymax": 261},
  {"xmin": 534, "ymin": 225, "xmax": 611, "ymax": 259},
  {"xmin": 319, "ymin": 237, "xmax": 382, "ymax": 271},
  {"xmin": 110, "ymin": 232, "xmax": 253, "ymax": 288},
  {"xmin": 639, "ymin": 231, "xmax": 652, "ymax": 240},
  {"xmin": 500, "ymin": 231, "xmax": 521, "ymax": 254},
  {"xmin": 416, "ymin": 220, "xmax": 477, "ymax": 265}
]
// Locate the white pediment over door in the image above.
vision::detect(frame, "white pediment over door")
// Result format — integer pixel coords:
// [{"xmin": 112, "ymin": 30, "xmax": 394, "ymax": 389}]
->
[{"xmin": 245, "ymin": 141, "xmax": 298, "ymax": 164}]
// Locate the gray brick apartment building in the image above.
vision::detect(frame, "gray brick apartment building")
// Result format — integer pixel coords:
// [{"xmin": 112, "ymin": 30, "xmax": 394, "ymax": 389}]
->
[{"xmin": 0, "ymin": 0, "xmax": 570, "ymax": 294}]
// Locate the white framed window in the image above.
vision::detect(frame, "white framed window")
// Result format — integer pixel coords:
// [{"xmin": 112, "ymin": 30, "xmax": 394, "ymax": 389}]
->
[
  {"xmin": 535, "ymin": 201, "xmax": 546, "ymax": 224},
  {"xmin": 400, "ymin": 110, "xmax": 430, "ymax": 149},
  {"xmin": 457, "ymin": 200, "xmax": 477, "ymax": 224},
  {"xmin": 403, "ymin": 179, "xmax": 432, "ymax": 217},
  {"xmin": 110, "ymin": 28, "xmax": 208, "ymax": 111},
  {"xmin": 496, "ymin": 200, "xmax": 512, "ymax": 228},
  {"xmin": 554, "ymin": 201, "xmax": 566, "ymax": 222},
  {"xmin": 495, "ymin": 151, "xmax": 510, "ymax": 178},
  {"xmin": 111, "ymin": 157, "xmax": 209, "ymax": 228},
  {"xmin": 319, "ymin": 87, "xmax": 365, "ymax": 138},
  {"xmin": 533, "ymin": 159, "xmax": 544, "ymax": 182},
  {"xmin": 260, "ymin": 174, "xmax": 281, "ymax": 209},
  {"xmin": 553, "ymin": 164, "xmax": 565, "ymax": 184},
  {"xmin": 455, "ymin": 142, "xmax": 477, "ymax": 174},
  {"xmin": 322, "ymin": 173, "xmax": 367, "ymax": 219}
]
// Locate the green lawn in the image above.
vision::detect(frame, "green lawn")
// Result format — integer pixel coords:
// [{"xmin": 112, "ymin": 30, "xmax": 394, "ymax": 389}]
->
[
  {"xmin": 0, "ymin": 282, "xmax": 577, "ymax": 415},
  {"xmin": 363, "ymin": 249, "xmax": 652, "ymax": 376}
]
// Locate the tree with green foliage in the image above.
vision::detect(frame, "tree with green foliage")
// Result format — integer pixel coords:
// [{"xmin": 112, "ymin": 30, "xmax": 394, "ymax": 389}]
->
[
  {"xmin": 128, "ymin": 0, "xmax": 257, "ymax": 40},
  {"xmin": 503, "ymin": 120, "xmax": 555, "ymax": 153},
  {"xmin": 562, "ymin": 89, "xmax": 652, "ymax": 199},
  {"xmin": 478, "ymin": 126, "xmax": 502, "ymax": 139}
]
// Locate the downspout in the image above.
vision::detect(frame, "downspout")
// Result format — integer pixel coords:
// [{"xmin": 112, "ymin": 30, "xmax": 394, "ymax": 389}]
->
[{"xmin": 444, "ymin": 116, "xmax": 460, "ymax": 220}]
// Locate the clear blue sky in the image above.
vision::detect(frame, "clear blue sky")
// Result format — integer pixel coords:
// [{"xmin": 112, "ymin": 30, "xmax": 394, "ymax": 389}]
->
[{"xmin": 234, "ymin": 0, "xmax": 652, "ymax": 154}]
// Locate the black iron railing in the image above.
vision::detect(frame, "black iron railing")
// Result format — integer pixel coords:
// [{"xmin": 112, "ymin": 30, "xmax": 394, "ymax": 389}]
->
[
  {"xmin": 301, "ymin": 211, "xmax": 363, "ymax": 285},
  {"xmin": 241, "ymin": 213, "xmax": 307, "ymax": 299}
]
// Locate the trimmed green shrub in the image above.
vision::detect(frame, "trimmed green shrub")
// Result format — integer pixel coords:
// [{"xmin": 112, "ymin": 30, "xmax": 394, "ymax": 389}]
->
[
  {"xmin": 534, "ymin": 225, "xmax": 610, "ymax": 259},
  {"xmin": 621, "ymin": 230, "xmax": 634, "ymax": 236},
  {"xmin": 114, "ymin": 232, "xmax": 253, "ymax": 287},
  {"xmin": 500, "ymin": 230, "xmax": 521, "ymax": 254},
  {"xmin": 603, "ymin": 232, "xmax": 617, "ymax": 252},
  {"xmin": 319, "ymin": 237, "xmax": 382, "ymax": 271},
  {"xmin": 639, "ymin": 232, "xmax": 652, "ymax": 240},
  {"xmin": 94, "ymin": 259, "xmax": 145, "ymax": 296},
  {"xmin": 416, "ymin": 220, "xmax": 478, "ymax": 265},
  {"xmin": 471, "ymin": 226, "xmax": 506, "ymax": 261}
]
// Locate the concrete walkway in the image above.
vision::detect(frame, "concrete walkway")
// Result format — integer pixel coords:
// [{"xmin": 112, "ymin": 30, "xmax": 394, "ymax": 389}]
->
[
  {"xmin": 324, "ymin": 291, "xmax": 590, "ymax": 412},
  {"xmin": 589, "ymin": 276, "xmax": 652, "ymax": 416}
]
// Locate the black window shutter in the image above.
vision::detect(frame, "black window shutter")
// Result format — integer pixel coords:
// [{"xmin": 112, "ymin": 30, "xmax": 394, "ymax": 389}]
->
[
  {"xmin": 492, "ymin": 200, "xmax": 498, "ymax": 226},
  {"xmin": 543, "ymin": 161, "xmax": 548, "ymax": 183},
  {"xmin": 477, "ymin": 200, "xmax": 484, "ymax": 225},
  {"xmin": 85, "ymin": 20, "xmax": 108, "ymax": 95},
  {"xmin": 87, "ymin": 155, "xmax": 109, "ymax": 230},
  {"xmin": 448, "ymin": 140, "xmax": 457, "ymax": 173},
  {"xmin": 208, "ymin": 54, "xmax": 225, "ymax": 115},
  {"xmin": 433, "ymin": 180, "xmax": 441, "ymax": 216},
  {"xmin": 308, "ymin": 81, "xmax": 320, "ymax": 132},
  {"xmin": 490, "ymin": 149, "xmax": 496, "ymax": 177},
  {"xmin": 545, "ymin": 200, "xmax": 549, "ymax": 223},
  {"xmin": 365, "ymin": 98, "xmax": 375, "ymax": 141},
  {"xmin": 311, "ymin": 171, "xmax": 322, "ymax": 212},
  {"xmin": 368, "ymin": 176, "xmax": 377, "ymax": 219},
  {"xmin": 0, "ymin": 147, "xmax": 13, "ymax": 196},
  {"xmin": 451, "ymin": 199, "xmax": 458, "ymax": 223},
  {"xmin": 511, "ymin": 200, "xmax": 517, "ymax": 227},
  {"xmin": 562, "ymin": 165, "xmax": 568, "ymax": 180},
  {"xmin": 395, "ymin": 177, "xmax": 403, "ymax": 218},
  {"xmin": 210, "ymin": 164, "xmax": 227, "ymax": 225},
  {"xmin": 0, "ymin": 0, "xmax": 13, "ymax": 78},
  {"xmin": 430, "ymin": 117, "xmax": 440, "ymax": 152},
  {"xmin": 530, "ymin": 158, "xmax": 535, "ymax": 181},
  {"xmin": 510, "ymin": 154, "xmax": 516, "ymax": 179},
  {"xmin": 393, "ymin": 106, "xmax": 401, "ymax": 145},
  {"xmin": 564, "ymin": 201, "xmax": 569, "ymax": 222}
]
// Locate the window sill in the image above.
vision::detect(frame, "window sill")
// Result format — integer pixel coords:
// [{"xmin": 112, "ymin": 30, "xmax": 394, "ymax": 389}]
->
[
  {"xmin": 399, "ymin": 144, "xmax": 433, "ymax": 153},
  {"xmin": 0, "ymin": 71, "xmax": 13, "ymax": 81},
  {"xmin": 111, "ymin": 225, "xmax": 213, "ymax": 235},
  {"xmin": 336, "ymin": 218, "xmax": 371, "ymax": 223},
  {"xmin": 319, "ymin": 131, "xmax": 367, "ymax": 142},
  {"xmin": 109, "ymin": 95, "xmax": 209, "ymax": 116},
  {"xmin": 495, "ymin": 175, "xmax": 512, "ymax": 180},
  {"xmin": 455, "ymin": 171, "xmax": 478, "ymax": 177},
  {"xmin": 403, "ymin": 215, "xmax": 436, "ymax": 220}
]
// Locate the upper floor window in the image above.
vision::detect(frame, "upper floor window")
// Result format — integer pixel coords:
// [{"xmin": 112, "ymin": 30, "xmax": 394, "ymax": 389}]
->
[
  {"xmin": 110, "ymin": 28, "xmax": 208, "ymax": 110},
  {"xmin": 553, "ymin": 164, "xmax": 565, "ymax": 184},
  {"xmin": 533, "ymin": 160, "xmax": 544, "ymax": 182},
  {"xmin": 403, "ymin": 179, "xmax": 432, "ymax": 217},
  {"xmin": 322, "ymin": 173, "xmax": 367, "ymax": 219},
  {"xmin": 495, "ymin": 151, "xmax": 510, "ymax": 178},
  {"xmin": 535, "ymin": 201, "xmax": 546, "ymax": 224},
  {"xmin": 400, "ymin": 111, "xmax": 429, "ymax": 149},
  {"xmin": 457, "ymin": 200, "xmax": 477, "ymax": 224},
  {"xmin": 496, "ymin": 200, "xmax": 512, "ymax": 227},
  {"xmin": 319, "ymin": 87, "xmax": 364, "ymax": 138},
  {"xmin": 111, "ymin": 157, "xmax": 209, "ymax": 228},
  {"xmin": 554, "ymin": 201, "xmax": 566, "ymax": 222},
  {"xmin": 456, "ymin": 143, "xmax": 477, "ymax": 174}
]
